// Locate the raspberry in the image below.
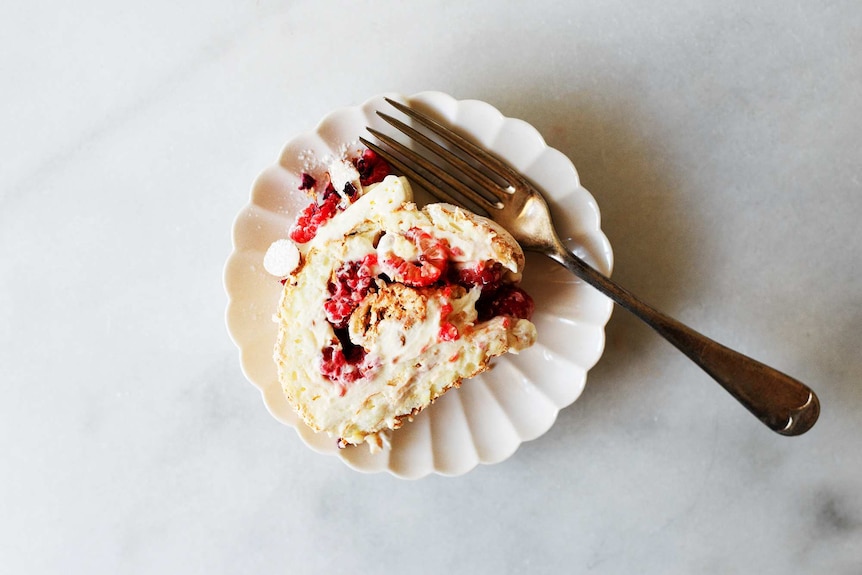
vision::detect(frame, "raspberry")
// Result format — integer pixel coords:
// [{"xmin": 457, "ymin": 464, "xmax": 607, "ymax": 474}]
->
[
  {"xmin": 288, "ymin": 188, "xmax": 340, "ymax": 244},
  {"xmin": 405, "ymin": 228, "xmax": 448, "ymax": 265},
  {"xmin": 453, "ymin": 261, "xmax": 504, "ymax": 293},
  {"xmin": 320, "ymin": 326, "xmax": 378, "ymax": 394},
  {"xmin": 320, "ymin": 341, "xmax": 369, "ymax": 394},
  {"xmin": 384, "ymin": 255, "xmax": 443, "ymax": 287},
  {"xmin": 382, "ymin": 228, "xmax": 450, "ymax": 288},
  {"xmin": 477, "ymin": 285, "xmax": 535, "ymax": 322},
  {"xmin": 324, "ymin": 254, "xmax": 378, "ymax": 328},
  {"xmin": 354, "ymin": 149, "xmax": 391, "ymax": 186}
]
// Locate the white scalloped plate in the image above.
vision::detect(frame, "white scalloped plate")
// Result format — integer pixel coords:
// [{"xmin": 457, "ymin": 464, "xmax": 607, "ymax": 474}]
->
[{"xmin": 224, "ymin": 91, "xmax": 614, "ymax": 478}]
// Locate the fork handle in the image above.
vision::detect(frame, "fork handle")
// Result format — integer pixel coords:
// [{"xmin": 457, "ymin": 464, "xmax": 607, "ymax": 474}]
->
[{"xmin": 546, "ymin": 241, "xmax": 820, "ymax": 436}]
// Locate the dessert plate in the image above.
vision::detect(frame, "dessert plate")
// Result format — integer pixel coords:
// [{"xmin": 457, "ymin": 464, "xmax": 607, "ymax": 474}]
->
[{"xmin": 224, "ymin": 91, "xmax": 614, "ymax": 478}]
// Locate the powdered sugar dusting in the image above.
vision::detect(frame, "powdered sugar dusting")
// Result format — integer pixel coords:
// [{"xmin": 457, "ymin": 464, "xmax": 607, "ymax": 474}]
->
[
  {"xmin": 299, "ymin": 140, "xmax": 361, "ymax": 176},
  {"xmin": 299, "ymin": 149, "xmax": 321, "ymax": 174}
]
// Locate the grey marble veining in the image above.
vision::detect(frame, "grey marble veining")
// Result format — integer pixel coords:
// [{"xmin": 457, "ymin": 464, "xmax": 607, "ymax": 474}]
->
[{"xmin": 1, "ymin": 1, "xmax": 861, "ymax": 573}]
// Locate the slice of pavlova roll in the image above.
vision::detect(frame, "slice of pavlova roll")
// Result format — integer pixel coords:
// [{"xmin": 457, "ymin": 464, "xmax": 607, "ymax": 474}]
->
[{"xmin": 268, "ymin": 156, "xmax": 536, "ymax": 451}]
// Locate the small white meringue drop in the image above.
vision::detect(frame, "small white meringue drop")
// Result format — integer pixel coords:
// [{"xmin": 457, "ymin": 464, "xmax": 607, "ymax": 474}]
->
[
  {"xmin": 263, "ymin": 239, "xmax": 300, "ymax": 277},
  {"xmin": 328, "ymin": 159, "xmax": 361, "ymax": 198}
]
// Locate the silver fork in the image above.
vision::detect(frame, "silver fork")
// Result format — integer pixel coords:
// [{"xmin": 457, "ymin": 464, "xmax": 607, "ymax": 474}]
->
[{"xmin": 360, "ymin": 97, "xmax": 820, "ymax": 436}]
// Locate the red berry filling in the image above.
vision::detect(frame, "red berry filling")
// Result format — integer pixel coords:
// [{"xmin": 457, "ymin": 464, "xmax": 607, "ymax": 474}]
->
[
  {"xmin": 354, "ymin": 149, "xmax": 391, "ymax": 186},
  {"xmin": 289, "ymin": 187, "xmax": 340, "ymax": 244},
  {"xmin": 384, "ymin": 255, "xmax": 444, "ymax": 287},
  {"xmin": 318, "ymin": 244, "xmax": 533, "ymax": 391},
  {"xmin": 318, "ymin": 255, "xmax": 381, "ymax": 391},
  {"xmin": 319, "ymin": 332, "xmax": 377, "ymax": 395},
  {"xmin": 290, "ymin": 150, "xmax": 389, "ymax": 245},
  {"xmin": 454, "ymin": 260, "xmax": 534, "ymax": 322},
  {"xmin": 452, "ymin": 261, "xmax": 505, "ymax": 293},
  {"xmin": 437, "ymin": 287, "xmax": 459, "ymax": 342},
  {"xmin": 324, "ymin": 254, "xmax": 378, "ymax": 328},
  {"xmin": 382, "ymin": 228, "xmax": 450, "ymax": 287},
  {"xmin": 477, "ymin": 284, "xmax": 535, "ymax": 322}
]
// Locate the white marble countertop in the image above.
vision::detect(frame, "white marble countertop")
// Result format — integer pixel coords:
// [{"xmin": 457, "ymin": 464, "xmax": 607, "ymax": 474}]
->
[{"xmin": 2, "ymin": 1, "xmax": 860, "ymax": 573}]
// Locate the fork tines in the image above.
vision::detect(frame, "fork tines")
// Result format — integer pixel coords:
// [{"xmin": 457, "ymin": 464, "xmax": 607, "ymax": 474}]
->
[{"xmin": 360, "ymin": 98, "xmax": 516, "ymax": 215}]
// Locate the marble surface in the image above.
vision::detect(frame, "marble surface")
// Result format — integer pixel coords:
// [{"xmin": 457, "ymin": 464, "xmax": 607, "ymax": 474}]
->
[{"xmin": 1, "ymin": 1, "xmax": 860, "ymax": 573}]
